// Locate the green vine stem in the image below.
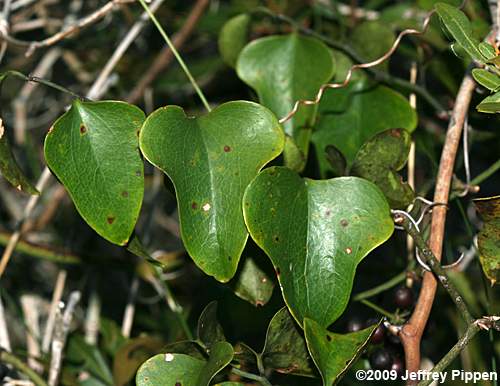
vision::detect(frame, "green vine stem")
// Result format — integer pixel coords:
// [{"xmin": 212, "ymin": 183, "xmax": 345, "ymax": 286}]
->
[
  {"xmin": 0, "ymin": 350, "xmax": 49, "ymax": 386},
  {"xmin": 418, "ymin": 317, "xmax": 500, "ymax": 386},
  {"xmin": 353, "ymin": 269, "xmax": 407, "ymax": 301},
  {"xmin": 394, "ymin": 212, "xmax": 474, "ymax": 324},
  {"xmin": 231, "ymin": 367, "xmax": 273, "ymax": 386},
  {"xmin": 137, "ymin": 0, "xmax": 211, "ymax": 112}
]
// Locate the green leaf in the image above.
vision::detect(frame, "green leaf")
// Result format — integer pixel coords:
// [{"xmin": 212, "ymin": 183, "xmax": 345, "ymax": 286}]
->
[
  {"xmin": 262, "ymin": 307, "xmax": 315, "ymax": 376},
  {"xmin": 237, "ymin": 34, "xmax": 335, "ymax": 161},
  {"xmin": 304, "ymin": 318, "xmax": 376, "ymax": 386},
  {"xmin": 66, "ymin": 335, "xmax": 113, "ymax": 385},
  {"xmin": 233, "ymin": 256, "xmax": 274, "ymax": 307},
  {"xmin": 283, "ymin": 135, "xmax": 306, "ymax": 173},
  {"xmin": 44, "ymin": 100, "xmax": 145, "ymax": 245},
  {"xmin": 0, "ymin": 118, "xmax": 38, "ymax": 194},
  {"xmin": 113, "ymin": 336, "xmax": 164, "ymax": 386},
  {"xmin": 474, "ymin": 196, "xmax": 500, "ymax": 285},
  {"xmin": 478, "ymin": 42, "xmax": 497, "ymax": 60},
  {"xmin": 197, "ymin": 301, "xmax": 226, "ymax": 349},
  {"xmin": 243, "ymin": 167, "xmax": 394, "ymax": 327},
  {"xmin": 136, "ymin": 342, "xmax": 234, "ymax": 386},
  {"xmin": 139, "ymin": 101, "xmax": 284, "ymax": 282},
  {"xmin": 313, "ymin": 81, "xmax": 417, "ymax": 172},
  {"xmin": 218, "ymin": 14, "xmax": 251, "ymax": 67},
  {"xmin": 351, "ymin": 21, "xmax": 395, "ymax": 71},
  {"xmin": 472, "ymin": 69, "xmax": 500, "ymax": 91},
  {"xmin": 350, "ymin": 129, "xmax": 415, "ymax": 209},
  {"xmin": 434, "ymin": 2, "xmax": 485, "ymax": 63},
  {"xmin": 477, "ymin": 91, "xmax": 500, "ymax": 113}
]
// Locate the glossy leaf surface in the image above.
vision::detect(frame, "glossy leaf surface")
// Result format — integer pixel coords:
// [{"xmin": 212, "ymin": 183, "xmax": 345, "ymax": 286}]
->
[
  {"xmin": 218, "ymin": 13, "xmax": 251, "ymax": 67},
  {"xmin": 44, "ymin": 100, "xmax": 145, "ymax": 245},
  {"xmin": 476, "ymin": 91, "xmax": 500, "ymax": 113},
  {"xmin": 472, "ymin": 69, "xmax": 500, "ymax": 91},
  {"xmin": 136, "ymin": 342, "xmax": 233, "ymax": 386},
  {"xmin": 243, "ymin": 167, "xmax": 394, "ymax": 326},
  {"xmin": 233, "ymin": 256, "xmax": 274, "ymax": 307},
  {"xmin": 237, "ymin": 34, "xmax": 334, "ymax": 156},
  {"xmin": 313, "ymin": 81, "xmax": 417, "ymax": 171},
  {"xmin": 304, "ymin": 318, "xmax": 376, "ymax": 386},
  {"xmin": 139, "ymin": 101, "xmax": 284, "ymax": 282}
]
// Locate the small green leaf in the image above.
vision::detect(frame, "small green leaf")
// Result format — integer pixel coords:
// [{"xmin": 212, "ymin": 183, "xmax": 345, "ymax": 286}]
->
[
  {"xmin": 434, "ymin": 2, "xmax": 485, "ymax": 63},
  {"xmin": 262, "ymin": 307, "xmax": 315, "ymax": 376},
  {"xmin": 136, "ymin": 342, "xmax": 234, "ymax": 386},
  {"xmin": 243, "ymin": 167, "xmax": 394, "ymax": 327},
  {"xmin": 351, "ymin": 129, "xmax": 415, "ymax": 209},
  {"xmin": 474, "ymin": 196, "xmax": 500, "ymax": 285},
  {"xmin": 44, "ymin": 100, "xmax": 145, "ymax": 245},
  {"xmin": 283, "ymin": 135, "xmax": 306, "ymax": 173},
  {"xmin": 0, "ymin": 118, "xmax": 38, "ymax": 195},
  {"xmin": 472, "ymin": 69, "xmax": 500, "ymax": 91},
  {"xmin": 477, "ymin": 91, "xmax": 500, "ymax": 113},
  {"xmin": 136, "ymin": 353, "xmax": 205, "ymax": 386},
  {"xmin": 313, "ymin": 80, "xmax": 417, "ymax": 172},
  {"xmin": 218, "ymin": 14, "xmax": 251, "ymax": 67},
  {"xmin": 233, "ymin": 256, "xmax": 274, "ymax": 307},
  {"xmin": 139, "ymin": 101, "xmax": 284, "ymax": 282},
  {"xmin": 478, "ymin": 42, "xmax": 497, "ymax": 60},
  {"xmin": 304, "ymin": 318, "xmax": 377, "ymax": 386},
  {"xmin": 237, "ymin": 34, "xmax": 334, "ymax": 162},
  {"xmin": 197, "ymin": 301, "xmax": 226, "ymax": 349}
]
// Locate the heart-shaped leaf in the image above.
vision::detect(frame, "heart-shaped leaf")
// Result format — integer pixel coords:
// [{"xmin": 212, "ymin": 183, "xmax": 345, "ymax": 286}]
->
[
  {"xmin": 434, "ymin": 2, "xmax": 485, "ymax": 63},
  {"xmin": 237, "ymin": 34, "xmax": 334, "ymax": 163},
  {"xmin": 44, "ymin": 100, "xmax": 145, "ymax": 245},
  {"xmin": 313, "ymin": 81, "xmax": 417, "ymax": 172},
  {"xmin": 262, "ymin": 307, "xmax": 315, "ymax": 376},
  {"xmin": 243, "ymin": 167, "xmax": 394, "ymax": 327},
  {"xmin": 474, "ymin": 196, "xmax": 500, "ymax": 285},
  {"xmin": 233, "ymin": 256, "xmax": 274, "ymax": 307},
  {"xmin": 218, "ymin": 13, "xmax": 251, "ymax": 67},
  {"xmin": 0, "ymin": 118, "xmax": 38, "ymax": 194},
  {"xmin": 351, "ymin": 129, "xmax": 415, "ymax": 209},
  {"xmin": 139, "ymin": 101, "xmax": 284, "ymax": 282},
  {"xmin": 304, "ymin": 318, "xmax": 376, "ymax": 385},
  {"xmin": 136, "ymin": 342, "xmax": 234, "ymax": 386}
]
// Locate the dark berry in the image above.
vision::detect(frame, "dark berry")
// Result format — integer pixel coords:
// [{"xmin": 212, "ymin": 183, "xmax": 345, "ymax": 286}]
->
[
  {"xmin": 346, "ymin": 317, "xmax": 364, "ymax": 333},
  {"xmin": 366, "ymin": 318, "xmax": 385, "ymax": 344},
  {"xmin": 387, "ymin": 332, "xmax": 402, "ymax": 346},
  {"xmin": 391, "ymin": 356, "xmax": 405, "ymax": 377},
  {"xmin": 394, "ymin": 286, "xmax": 414, "ymax": 309},
  {"xmin": 369, "ymin": 349, "xmax": 393, "ymax": 370}
]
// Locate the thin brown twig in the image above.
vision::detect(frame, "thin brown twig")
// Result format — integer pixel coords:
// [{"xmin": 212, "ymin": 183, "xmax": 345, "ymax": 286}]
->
[
  {"xmin": 278, "ymin": 2, "xmax": 466, "ymax": 124},
  {"xmin": 399, "ymin": 74, "xmax": 476, "ymax": 384},
  {"xmin": 0, "ymin": 0, "xmax": 135, "ymax": 57},
  {"xmin": 126, "ymin": 0, "xmax": 210, "ymax": 104}
]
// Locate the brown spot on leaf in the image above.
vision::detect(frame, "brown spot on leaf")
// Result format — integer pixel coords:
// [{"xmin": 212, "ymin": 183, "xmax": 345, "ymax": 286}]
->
[
  {"xmin": 191, "ymin": 202, "xmax": 198, "ymax": 209},
  {"xmin": 107, "ymin": 216, "xmax": 115, "ymax": 224},
  {"xmin": 345, "ymin": 247, "xmax": 352, "ymax": 254},
  {"xmin": 326, "ymin": 335, "xmax": 332, "ymax": 342},
  {"xmin": 275, "ymin": 267, "xmax": 280, "ymax": 276},
  {"xmin": 340, "ymin": 219, "xmax": 349, "ymax": 227},
  {"xmin": 121, "ymin": 191, "xmax": 129, "ymax": 198},
  {"xmin": 325, "ymin": 210, "xmax": 331, "ymax": 216},
  {"xmin": 389, "ymin": 129, "xmax": 401, "ymax": 137},
  {"xmin": 228, "ymin": 256, "xmax": 232, "ymax": 261},
  {"xmin": 273, "ymin": 235, "xmax": 280, "ymax": 243},
  {"xmin": 224, "ymin": 145, "xmax": 231, "ymax": 152},
  {"xmin": 175, "ymin": 383, "xmax": 181, "ymax": 386},
  {"xmin": 80, "ymin": 124, "xmax": 87, "ymax": 134}
]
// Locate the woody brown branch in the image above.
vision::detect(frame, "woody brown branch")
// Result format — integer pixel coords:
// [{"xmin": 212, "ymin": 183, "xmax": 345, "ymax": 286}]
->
[{"xmin": 399, "ymin": 74, "xmax": 476, "ymax": 385}]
